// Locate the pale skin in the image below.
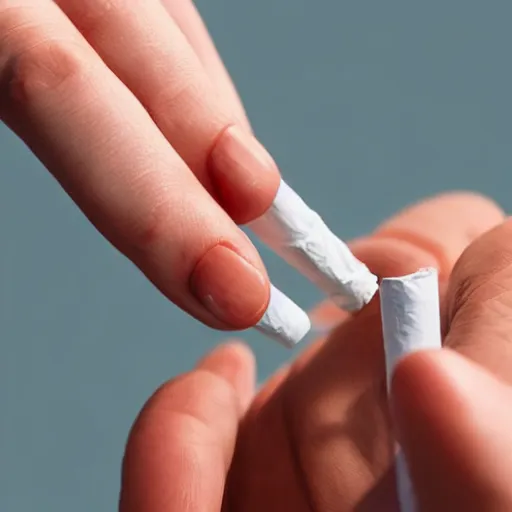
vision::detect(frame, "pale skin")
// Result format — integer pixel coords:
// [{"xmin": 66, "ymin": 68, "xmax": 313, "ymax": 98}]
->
[
  {"xmin": 2, "ymin": 2, "xmax": 512, "ymax": 510},
  {"xmin": 120, "ymin": 198, "xmax": 512, "ymax": 511},
  {"xmin": 0, "ymin": 0, "xmax": 281, "ymax": 331}
]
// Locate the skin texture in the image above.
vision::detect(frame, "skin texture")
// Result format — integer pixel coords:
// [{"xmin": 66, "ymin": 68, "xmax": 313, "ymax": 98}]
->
[
  {"xmin": 119, "ymin": 193, "xmax": 512, "ymax": 511},
  {"xmin": 0, "ymin": 0, "xmax": 280, "ymax": 330},
  {"xmin": 3, "ymin": 5, "xmax": 512, "ymax": 509}
]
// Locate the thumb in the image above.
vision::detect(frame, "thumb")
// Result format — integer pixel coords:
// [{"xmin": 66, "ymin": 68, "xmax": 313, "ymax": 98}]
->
[{"xmin": 391, "ymin": 349, "xmax": 512, "ymax": 512}]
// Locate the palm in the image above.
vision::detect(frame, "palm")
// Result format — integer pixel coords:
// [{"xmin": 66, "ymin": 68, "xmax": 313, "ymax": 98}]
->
[{"xmin": 225, "ymin": 299, "xmax": 402, "ymax": 512}]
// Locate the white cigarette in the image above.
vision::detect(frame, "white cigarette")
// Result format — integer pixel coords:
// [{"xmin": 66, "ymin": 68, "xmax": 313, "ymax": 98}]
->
[
  {"xmin": 380, "ymin": 268, "xmax": 442, "ymax": 512},
  {"xmin": 249, "ymin": 180, "xmax": 378, "ymax": 311},
  {"xmin": 255, "ymin": 284, "xmax": 311, "ymax": 348}
]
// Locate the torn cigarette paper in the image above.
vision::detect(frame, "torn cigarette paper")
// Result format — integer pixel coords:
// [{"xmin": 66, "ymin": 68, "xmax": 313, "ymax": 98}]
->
[
  {"xmin": 255, "ymin": 284, "xmax": 311, "ymax": 348},
  {"xmin": 380, "ymin": 267, "xmax": 442, "ymax": 512},
  {"xmin": 249, "ymin": 180, "xmax": 378, "ymax": 311}
]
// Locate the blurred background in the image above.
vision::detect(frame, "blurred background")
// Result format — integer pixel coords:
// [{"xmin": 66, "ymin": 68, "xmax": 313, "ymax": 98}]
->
[{"xmin": 2, "ymin": 0, "xmax": 512, "ymax": 509}]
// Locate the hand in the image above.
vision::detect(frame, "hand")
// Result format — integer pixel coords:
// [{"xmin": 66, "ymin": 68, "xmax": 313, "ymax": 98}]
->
[
  {"xmin": 0, "ymin": 0, "xmax": 281, "ymax": 331},
  {"xmin": 118, "ymin": 192, "xmax": 512, "ymax": 511}
]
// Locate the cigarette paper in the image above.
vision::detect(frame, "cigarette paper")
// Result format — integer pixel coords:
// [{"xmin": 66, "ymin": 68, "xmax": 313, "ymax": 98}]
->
[
  {"xmin": 380, "ymin": 268, "xmax": 442, "ymax": 512},
  {"xmin": 255, "ymin": 284, "xmax": 311, "ymax": 348},
  {"xmin": 249, "ymin": 180, "xmax": 378, "ymax": 311}
]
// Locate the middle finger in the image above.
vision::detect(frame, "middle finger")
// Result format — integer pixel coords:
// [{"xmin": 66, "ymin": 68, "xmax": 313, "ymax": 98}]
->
[{"xmin": 55, "ymin": 0, "xmax": 280, "ymax": 223}]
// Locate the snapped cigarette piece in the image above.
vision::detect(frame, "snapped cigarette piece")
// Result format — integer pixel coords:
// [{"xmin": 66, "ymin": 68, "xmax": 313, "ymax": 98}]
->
[
  {"xmin": 380, "ymin": 267, "xmax": 442, "ymax": 512},
  {"xmin": 380, "ymin": 268, "xmax": 442, "ymax": 384},
  {"xmin": 249, "ymin": 180, "xmax": 378, "ymax": 311},
  {"xmin": 255, "ymin": 284, "xmax": 311, "ymax": 348}
]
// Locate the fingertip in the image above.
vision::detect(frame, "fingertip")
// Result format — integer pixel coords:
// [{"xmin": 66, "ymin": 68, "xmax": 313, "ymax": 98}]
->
[
  {"xmin": 391, "ymin": 349, "xmax": 478, "ymax": 416},
  {"xmin": 391, "ymin": 349, "xmax": 442, "ymax": 394},
  {"xmin": 391, "ymin": 347, "xmax": 512, "ymax": 462},
  {"xmin": 391, "ymin": 350, "xmax": 442, "ymax": 414},
  {"xmin": 392, "ymin": 349, "xmax": 512, "ymax": 510},
  {"xmin": 351, "ymin": 236, "xmax": 439, "ymax": 280},
  {"xmin": 197, "ymin": 340, "xmax": 256, "ymax": 376},
  {"xmin": 197, "ymin": 341, "xmax": 256, "ymax": 414},
  {"xmin": 189, "ymin": 242, "xmax": 270, "ymax": 329},
  {"xmin": 437, "ymin": 191, "xmax": 505, "ymax": 228},
  {"xmin": 381, "ymin": 191, "xmax": 505, "ymax": 238}
]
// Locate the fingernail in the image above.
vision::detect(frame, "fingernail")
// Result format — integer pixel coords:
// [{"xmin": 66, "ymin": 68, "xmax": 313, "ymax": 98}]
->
[
  {"xmin": 191, "ymin": 244, "xmax": 310, "ymax": 346},
  {"xmin": 209, "ymin": 125, "xmax": 280, "ymax": 223},
  {"xmin": 190, "ymin": 243, "xmax": 269, "ymax": 329},
  {"xmin": 255, "ymin": 284, "xmax": 311, "ymax": 348}
]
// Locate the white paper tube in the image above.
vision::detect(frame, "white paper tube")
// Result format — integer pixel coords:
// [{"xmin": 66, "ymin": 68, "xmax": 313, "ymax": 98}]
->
[
  {"xmin": 249, "ymin": 180, "xmax": 378, "ymax": 311},
  {"xmin": 380, "ymin": 268, "xmax": 442, "ymax": 512},
  {"xmin": 255, "ymin": 284, "xmax": 311, "ymax": 348}
]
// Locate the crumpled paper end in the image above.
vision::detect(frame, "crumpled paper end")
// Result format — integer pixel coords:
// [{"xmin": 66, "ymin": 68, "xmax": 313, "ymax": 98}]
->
[
  {"xmin": 255, "ymin": 284, "xmax": 311, "ymax": 348},
  {"xmin": 330, "ymin": 267, "xmax": 379, "ymax": 312}
]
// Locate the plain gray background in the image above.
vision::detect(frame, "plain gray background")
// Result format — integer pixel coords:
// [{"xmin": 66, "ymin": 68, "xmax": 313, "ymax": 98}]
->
[{"xmin": 2, "ymin": 0, "xmax": 512, "ymax": 509}]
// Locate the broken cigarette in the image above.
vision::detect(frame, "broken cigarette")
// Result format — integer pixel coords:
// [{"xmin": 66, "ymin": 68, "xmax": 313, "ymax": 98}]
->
[
  {"xmin": 255, "ymin": 284, "xmax": 311, "ymax": 348},
  {"xmin": 380, "ymin": 268, "xmax": 442, "ymax": 512},
  {"xmin": 249, "ymin": 180, "xmax": 378, "ymax": 312}
]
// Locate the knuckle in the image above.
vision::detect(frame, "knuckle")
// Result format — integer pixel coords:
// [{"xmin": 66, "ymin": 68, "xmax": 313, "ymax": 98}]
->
[
  {"xmin": 122, "ymin": 172, "xmax": 208, "ymax": 266},
  {"xmin": 0, "ymin": 3, "xmax": 92, "ymax": 111},
  {"xmin": 125, "ymin": 190, "xmax": 180, "ymax": 256},
  {"xmin": 120, "ymin": 188, "xmax": 196, "ymax": 280},
  {"xmin": 3, "ymin": 39, "xmax": 91, "ymax": 109},
  {"xmin": 144, "ymin": 63, "xmax": 198, "ymax": 118},
  {"xmin": 62, "ymin": 0, "xmax": 128, "ymax": 38}
]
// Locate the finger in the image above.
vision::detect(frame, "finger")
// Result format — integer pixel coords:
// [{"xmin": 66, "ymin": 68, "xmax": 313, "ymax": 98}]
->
[
  {"xmin": 197, "ymin": 339, "xmax": 256, "ymax": 412},
  {"xmin": 119, "ymin": 342, "xmax": 255, "ymax": 512},
  {"xmin": 357, "ymin": 192, "xmax": 504, "ymax": 280},
  {"xmin": 161, "ymin": 0, "xmax": 250, "ymax": 131},
  {"xmin": 393, "ymin": 349, "xmax": 512, "ymax": 511},
  {"xmin": 307, "ymin": 193, "xmax": 504, "ymax": 331},
  {"xmin": 0, "ymin": 1, "xmax": 308, "ymax": 335},
  {"xmin": 445, "ymin": 218, "xmax": 512, "ymax": 381},
  {"xmin": 309, "ymin": 299, "xmax": 349, "ymax": 331},
  {"xmin": 55, "ymin": 0, "xmax": 279, "ymax": 224}
]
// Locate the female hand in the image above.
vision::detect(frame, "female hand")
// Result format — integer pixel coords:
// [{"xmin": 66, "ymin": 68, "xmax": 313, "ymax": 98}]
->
[
  {"xmin": 119, "ymin": 192, "xmax": 512, "ymax": 511},
  {"xmin": 0, "ymin": 0, "xmax": 282, "ymax": 331}
]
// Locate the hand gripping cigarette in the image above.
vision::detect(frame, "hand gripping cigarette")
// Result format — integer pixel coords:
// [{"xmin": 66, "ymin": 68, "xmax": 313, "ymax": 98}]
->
[
  {"xmin": 249, "ymin": 180, "xmax": 378, "ymax": 312},
  {"xmin": 380, "ymin": 268, "xmax": 442, "ymax": 512}
]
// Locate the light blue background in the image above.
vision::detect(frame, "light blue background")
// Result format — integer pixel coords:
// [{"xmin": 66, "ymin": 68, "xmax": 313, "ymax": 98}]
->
[{"xmin": 2, "ymin": 1, "xmax": 511, "ymax": 509}]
